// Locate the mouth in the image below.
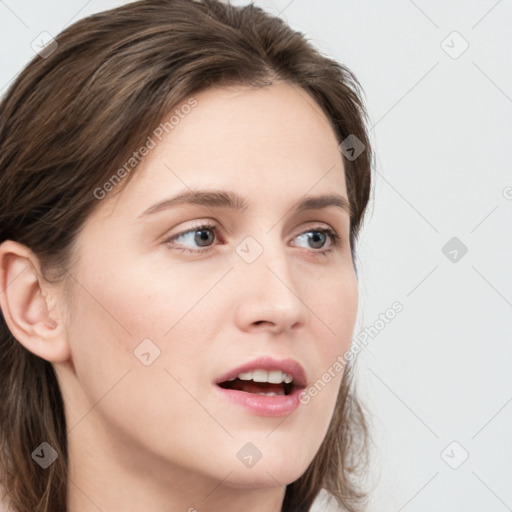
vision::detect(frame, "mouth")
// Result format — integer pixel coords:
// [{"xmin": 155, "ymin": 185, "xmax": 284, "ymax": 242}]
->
[
  {"xmin": 217, "ymin": 369, "xmax": 295, "ymax": 396},
  {"xmin": 214, "ymin": 357, "xmax": 307, "ymax": 416}
]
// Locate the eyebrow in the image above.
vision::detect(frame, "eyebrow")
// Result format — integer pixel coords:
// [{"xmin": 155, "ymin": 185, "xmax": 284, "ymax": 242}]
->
[{"xmin": 138, "ymin": 190, "xmax": 352, "ymax": 218}]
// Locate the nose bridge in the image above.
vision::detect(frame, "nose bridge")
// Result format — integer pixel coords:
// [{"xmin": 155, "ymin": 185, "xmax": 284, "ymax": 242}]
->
[
  {"xmin": 233, "ymin": 231, "xmax": 308, "ymax": 332},
  {"xmin": 239, "ymin": 230, "xmax": 295, "ymax": 290}
]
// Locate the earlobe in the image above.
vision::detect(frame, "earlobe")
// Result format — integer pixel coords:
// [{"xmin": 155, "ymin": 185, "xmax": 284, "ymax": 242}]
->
[{"xmin": 0, "ymin": 240, "xmax": 71, "ymax": 363}]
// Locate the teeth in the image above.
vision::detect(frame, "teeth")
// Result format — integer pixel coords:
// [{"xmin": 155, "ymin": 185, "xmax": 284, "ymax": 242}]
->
[
  {"xmin": 252, "ymin": 369, "xmax": 267, "ymax": 382},
  {"xmin": 235, "ymin": 370, "xmax": 294, "ymax": 384},
  {"xmin": 256, "ymin": 392, "xmax": 283, "ymax": 396},
  {"xmin": 268, "ymin": 370, "xmax": 284, "ymax": 383}
]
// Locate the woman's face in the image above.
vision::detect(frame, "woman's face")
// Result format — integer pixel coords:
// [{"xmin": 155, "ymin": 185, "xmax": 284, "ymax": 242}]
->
[{"xmin": 57, "ymin": 82, "xmax": 358, "ymax": 492}]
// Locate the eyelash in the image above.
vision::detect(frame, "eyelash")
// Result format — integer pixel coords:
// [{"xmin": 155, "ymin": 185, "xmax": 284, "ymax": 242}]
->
[{"xmin": 163, "ymin": 221, "xmax": 341, "ymax": 257}]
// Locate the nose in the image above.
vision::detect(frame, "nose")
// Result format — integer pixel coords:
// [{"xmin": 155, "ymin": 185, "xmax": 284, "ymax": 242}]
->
[{"xmin": 233, "ymin": 238, "xmax": 309, "ymax": 335}]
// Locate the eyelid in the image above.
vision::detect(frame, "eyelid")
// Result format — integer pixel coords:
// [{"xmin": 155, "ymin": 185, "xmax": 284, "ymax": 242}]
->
[{"xmin": 163, "ymin": 220, "xmax": 218, "ymax": 241}]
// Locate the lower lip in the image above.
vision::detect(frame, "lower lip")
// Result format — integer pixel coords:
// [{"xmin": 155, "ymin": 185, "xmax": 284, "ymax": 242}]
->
[{"xmin": 214, "ymin": 385, "xmax": 304, "ymax": 417}]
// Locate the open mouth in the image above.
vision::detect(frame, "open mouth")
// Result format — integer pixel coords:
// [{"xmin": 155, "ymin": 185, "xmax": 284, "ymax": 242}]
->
[
  {"xmin": 218, "ymin": 379, "xmax": 294, "ymax": 396},
  {"xmin": 214, "ymin": 361, "xmax": 307, "ymax": 416},
  {"xmin": 217, "ymin": 370, "xmax": 295, "ymax": 396}
]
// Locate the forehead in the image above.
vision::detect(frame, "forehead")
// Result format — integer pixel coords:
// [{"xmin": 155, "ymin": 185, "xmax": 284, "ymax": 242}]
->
[
  {"xmin": 165, "ymin": 81, "xmax": 342, "ymax": 167},
  {"xmin": 100, "ymin": 82, "xmax": 348, "ymax": 218}
]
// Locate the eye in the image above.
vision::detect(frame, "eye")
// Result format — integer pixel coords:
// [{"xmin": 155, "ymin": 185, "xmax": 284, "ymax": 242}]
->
[
  {"xmin": 164, "ymin": 222, "xmax": 219, "ymax": 253},
  {"xmin": 163, "ymin": 222, "xmax": 341, "ymax": 255},
  {"xmin": 292, "ymin": 227, "xmax": 341, "ymax": 255}
]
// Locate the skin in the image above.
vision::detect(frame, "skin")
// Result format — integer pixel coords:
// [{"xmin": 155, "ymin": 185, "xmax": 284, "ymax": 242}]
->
[{"xmin": 0, "ymin": 82, "xmax": 358, "ymax": 511}]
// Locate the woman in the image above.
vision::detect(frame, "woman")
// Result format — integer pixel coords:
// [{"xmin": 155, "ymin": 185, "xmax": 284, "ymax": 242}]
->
[{"xmin": 0, "ymin": 1, "xmax": 373, "ymax": 511}]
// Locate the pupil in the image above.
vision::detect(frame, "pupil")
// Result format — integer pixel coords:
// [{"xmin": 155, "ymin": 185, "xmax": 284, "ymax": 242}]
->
[
  {"xmin": 195, "ymin": 229, "xmax": 214, "ymax": 246},
  {"xmin": 309, "ymin": 231, "xmax": 325, "ymax": 249}
]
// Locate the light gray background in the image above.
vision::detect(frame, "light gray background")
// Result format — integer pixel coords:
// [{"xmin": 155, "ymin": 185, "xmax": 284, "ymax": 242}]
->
[{"xmin": 1, "ymin": 1, "xmax": 511, "ymax": 511}]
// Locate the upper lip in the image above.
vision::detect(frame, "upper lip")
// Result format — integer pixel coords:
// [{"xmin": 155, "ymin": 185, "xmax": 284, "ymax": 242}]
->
[{"xmin": 214, "ymin": 356, "xmax": 307, "ymax": 388}]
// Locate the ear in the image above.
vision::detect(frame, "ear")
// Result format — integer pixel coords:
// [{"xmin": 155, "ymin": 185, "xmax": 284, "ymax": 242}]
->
[{"xmin": 0, "ymin": 240, "xmax": 71, "ymax": 363}]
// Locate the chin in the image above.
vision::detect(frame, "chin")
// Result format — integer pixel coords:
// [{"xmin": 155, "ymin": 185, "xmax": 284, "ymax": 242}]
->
[{"xmin": 211, "ymin": 438, "xmax": 318, "ymax": 490}]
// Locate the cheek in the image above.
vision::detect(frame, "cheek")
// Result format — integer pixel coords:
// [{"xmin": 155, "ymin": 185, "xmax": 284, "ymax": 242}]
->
[
  {"xmin": 301, "ymin": 266, "xmax": 358, "ymax": 421},
  {"xmin": 314, "ymin": 264, "xmax": 359, "ymax": 359},
  {"xmin": 69, "ymin": 251, "xmax": 211, "ymax": 339},
  {"xmin": 62, "ymin": 260, "xmax": 219, "ymax": 455},
  {"xmin": 64, "ymin": 254, "xmax": 226, "ymax": 400}
]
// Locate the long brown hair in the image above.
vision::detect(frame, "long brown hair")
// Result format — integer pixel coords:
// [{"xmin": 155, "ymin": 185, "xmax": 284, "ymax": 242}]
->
[{"xmin": 0, "ymin": 1, "xmax": 373, "ymax": 510}]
